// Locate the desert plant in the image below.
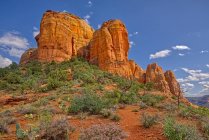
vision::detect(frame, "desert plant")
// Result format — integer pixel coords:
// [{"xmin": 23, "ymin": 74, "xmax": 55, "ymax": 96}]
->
[
  {"xmin": 79, "ymin": 124, "xmax": 127, "ymax": 140},
  {"xmin": 17, "ymin": 105, "xmax": 38, "ymax": 115},
  {"xmin": 39, "ymin": 117, "xmax": 74, "ymax": 140},
  {"xmin": 141, "ymin": 113, "xmax": 158, "ymax": 128},
  {"xmin": 140, "ymin": 94, "xmax": 165, "ymax": 106},
  {"xmin": 16, "ymin": 123, "xmax": 27, "ymax": 139},
  {"xmin": 110, "ymin": 114, "xmax": 121, "ymax": 122},
  {"xmin": 164, "ymin": 117, "xmax": 203, "ymax": 140},
  {"xmin": 139, "ymin": 101, "xmax": 148, "ymax": 109},
  {"xmin": 201, "ymin": 121, "xmax": 209, "ymax": 139},
  {"xmin": 0, "ymin": 121, "xmax": 9, "ymax": 134},
  {"xmin": 100, "ymin": 109, "xmax": 113, "ymax": 118},
  {"xmin": 68, "ymin": 93, "xmax": 107, "ymax": 114}
]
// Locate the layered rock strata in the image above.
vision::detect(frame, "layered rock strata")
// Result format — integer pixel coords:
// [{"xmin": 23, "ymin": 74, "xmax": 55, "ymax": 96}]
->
[{"xmin": 20, "ymin": 10, "xmax": 182, "ymax": 96}]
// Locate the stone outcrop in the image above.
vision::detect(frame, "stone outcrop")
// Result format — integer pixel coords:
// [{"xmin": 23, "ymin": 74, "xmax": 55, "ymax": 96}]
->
[
  {"xmin": 164, "ymin": 70, "xmax": 182, "ymax": 97},
  {"xmin": 36, "ymin": 10, "xmax": 94, "ymax": 62},
  {"xmin": 89, "ymin": 20, "xmax": 132, "ymax": 77},
  {"xmin": 19, "ymin": 48, "xmax": 38, "ymax": 65},
  {"xmin": 19, "ymin": 10, "xmax": 182, "ymax": 97},
  {"xmin": 146, "ymin": 63, "xmax": 170, "ymax": 93}
]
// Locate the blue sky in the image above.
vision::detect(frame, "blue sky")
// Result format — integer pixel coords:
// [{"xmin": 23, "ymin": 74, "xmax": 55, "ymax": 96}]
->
[{"xmin": 0, "ymin": 0, "xmax": 209, "ymax": 97}]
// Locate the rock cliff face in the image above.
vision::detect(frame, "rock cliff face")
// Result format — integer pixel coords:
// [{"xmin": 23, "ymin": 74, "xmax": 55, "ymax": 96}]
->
[
  {"xmin": 20, "ymin": 48, "xmax": 38, "ymax": 64},
  {"xmin": 164, "ymin": 70, "xmax": 182, "ymax": 97},
  {"xmin": 146, "ymin": 63, "xmax": 170, "ymax": 93},
  {"xmin": 36, "ymin": 10, "xmax": 94, "ymax": 62},
  {"xmin": 20, "ymin": 10, "xmax": 182, "ymax": 97},
  {"xmin": 89, "ymin": 20, "xmax": 134, "ymax": 78}
]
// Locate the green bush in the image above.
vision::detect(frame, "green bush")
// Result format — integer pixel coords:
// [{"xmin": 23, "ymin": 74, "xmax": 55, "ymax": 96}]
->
[
  {"xmin": 164, "ymin": 117, "xmax": 203, "ymax": 140},
  {"xmin": 105, "ymin": 90, "xmax": 138, "ymax": 105},
  {"xmin": 119, "ymin": 91, "xmax": 138, "ymax": 104},
  {"xmin": 100, "ymin": 109, "xmax": 113, "ymax": 118},
  {"xmin": 68, "ymin": 93, "xmax": 107, "ymax": 114},
  {"xmin": 141, "ymin": 113, "xmax": 158, "ymax": 128},
  {"xmin": 202, "ymin": 121, "xmax": 209, "ymax": 139},
  {"xmin": 110, "ymin": 114, "xmax": 121, "ymax": 122},
  {"xmin": 140, "ymin": 94, "xmax": 165, "ymax": 106}
]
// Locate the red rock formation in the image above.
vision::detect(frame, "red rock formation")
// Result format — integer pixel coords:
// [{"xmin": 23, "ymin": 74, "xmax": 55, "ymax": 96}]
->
[
  {"xmin": 36, "ymin": 10, "xmax": 94, "ymax": 62},
  {"xmin": 89, "ymin": 20, "xmax": 133, "ymax": 78},
  {"xmin": 164, "ymin": 70, "xmax": 182, "ymax": 97},
  {"xmin": 19, "ymin": 10, "xmax": 182, "ymax": 96},
  {"xmin": 146, "ymin": 63, "xmax": 170, "ymax": 93},
  {"xmin": 129, "ymin": 60, "xmax": 145, "ymax": 83},
  {"xmin": 19, "ymin": 48, "xmax": 38, "ymax": 65}
]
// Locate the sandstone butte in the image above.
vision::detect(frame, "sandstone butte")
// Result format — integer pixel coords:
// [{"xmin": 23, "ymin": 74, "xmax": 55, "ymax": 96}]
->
[{"xmin": 20, "ymin": 10, "xmax": 182, "ymax": 97}]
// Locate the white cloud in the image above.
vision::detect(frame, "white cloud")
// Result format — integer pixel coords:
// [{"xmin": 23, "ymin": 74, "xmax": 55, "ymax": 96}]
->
[
  {"xmin": 88, "ymin": 1, "xmax": 93, "ymax": 7},
  {"xmin": 200, "ymin": 50, "xmax": 208, "ymax": 54},
  {"xmin": 0, "ymin": 32, "xmax": 29, "ymax": 49},
  {"xmin": 0, "ymin": 32, "xmax": 29, "ymax": 58},
  {"xmin": 0, "ymin": 55, "xmax": 12, "ymax": 68},
  {"xmin": 129, "ymin": 41, "xmax": 135, "ymax": 48},
  {"xmin": 206, "ymin": 64, "xmax": 209, "ymax": 68},
  {"xmin": 149, "ymin": 50, "xmax": 171, "ymax": 59},
  {"xmin": 129, "ymin": 32, "xmax": 138, "ymax": 37},
  {"xmin": 62, "ymin": 10, "xmax": 68, "ymax": 13},
  {"xmin": 172, "ymin": 45, "xmax": 191, "ymax": 50},
  {"xmin": 133, "ymin": 32, "xmax": 138, "ymax": 35},
  {"xmin": 97, "ymin": 24, "xmax": 101, "ymax": 29},
  {"xmin": 199, "ymin": 81, "xmax": 209, "ymax": 93},
  {"xmin": 84, "ymin": 14, "xmax": 91, "ymax": 24},
  {"xmin": 178, "ymin": 68, "xmax": 209, "ymax": 83},
  {"xmin": 33, "ymin": 27, "xmax": 40, "ymax": 38},
  {"xmin": 178, "ymin": 53, "xmax": 185, "ymax": 56}
]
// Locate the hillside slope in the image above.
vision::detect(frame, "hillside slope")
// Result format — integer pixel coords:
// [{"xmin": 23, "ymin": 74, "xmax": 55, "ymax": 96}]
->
[{"xmin": 0, "ymin": 59, "xmax": 209, "ymax": 140}]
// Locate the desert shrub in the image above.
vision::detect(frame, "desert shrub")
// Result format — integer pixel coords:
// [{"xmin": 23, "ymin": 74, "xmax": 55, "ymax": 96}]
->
[
  {"xmin": 68, "ymin": 93, "xmax": 107, "ymax": 114},
  {"xmin": 77, "ymin": 112, "xmax": 89, "ymax": 120},
  {"xmin": 79, "ymin": 124, "xmax": 127, "ymax": 140},
  {"xmin": 16, "ymin": 123, "xmax": 27, "ymax": 139},
  {"xmin": 0, "ymin": 80, "xmax": 9, "ymax": 90},
  {"xmin": 100, "ymin": 109, "xmax": 113, "ymax": 118},
  {"xmin": 164, "ymin": 117, "xmax": 203, "ymax": 140},
  {"xmin": 5, "ymin": 72, "xmax": 22, "ymax": 84},
  {"xmin": 105, "ymin": 90, "xmax": 138, "ymax": 106},
  {"xmin": 139, "ymin": 101, "xmax": 148, "ymax": 109},
  {"xmin": 0, "ymin": 110, "xmax": 13, "ymax": 117},
  {"xmin": 39, "ymin": 117, "xmax": 74, "ymax": 140},
  {"xmin": 32, "ymin": 98, "xmax": 49, "ymax": 107},
  {"xmin": 110, "ymin": 114, "xmax": 121, "ymax": 122},
  {"xmin": 140, "ymin": 94, "xmax": 165, "ymax": 106},
  {"xmin": 179, "ymin": 105, "xmax": 209, "ymax": 119},
  {"xmin": 162, "ymin": 103, "xmax": 178, "ymax": 111},
  {"xmin": 38, "ymin": 110, "xmax": 53, "ymax": 127},
  {"xmin": 105, "ymin": 90, "xmax": 121, "ymax": 105},
  {"xmin": 17, "ymin": 105, "xmax": 38, "ymax": 115},
  {"xmin": 110, "ymin": 75, "xmax": 133, "ymax": 91},
  {"xmin": 24, "ymin": 61, "xmax": 42, "ymax": 76},
  {"xmin": 0, "ymin": 121, "xmax": 9, "ymax": 134},
  {"xmin": 201, "ymin": 121, "xmax": 209, "ymax": 139},
  {"xmin": 119, "ymin": 91, "xmax": 138, "ymax": 104},
  {"xmin": 71, "ymin": 58, "xmax": 96, "ymax": 84},
  {"xmin": 2, "ymin": 117, "xmax": 16, "ymax": 125},
  {"xmin": 141, "ymin": 113, "xmax": 158, "ymax": 128}
]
